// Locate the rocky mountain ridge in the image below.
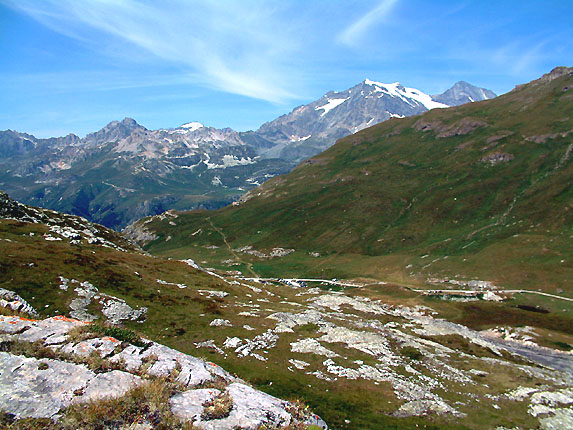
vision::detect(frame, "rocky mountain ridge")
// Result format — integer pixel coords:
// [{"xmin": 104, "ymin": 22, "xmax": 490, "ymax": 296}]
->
[
  {"xmin": 0, "ymin": 79, "xmax": 494, "ymax": 230},
  {"xmin": 254, "ymin": 79, "xmax": 494, "ymax": 162}
]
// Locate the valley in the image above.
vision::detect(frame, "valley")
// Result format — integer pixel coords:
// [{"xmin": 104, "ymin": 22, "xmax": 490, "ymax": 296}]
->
[{"xmin": 0, "ymin": 68, "xmax": 572, "ymax": 429}]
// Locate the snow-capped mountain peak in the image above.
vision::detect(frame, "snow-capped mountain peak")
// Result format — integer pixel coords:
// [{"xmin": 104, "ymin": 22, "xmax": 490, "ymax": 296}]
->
[
  {"xmin": 180, "ymin": 122, "xmax": 204, "ymax": 131},
  {"xmin": 0, "ymin": 76, "xmax": 496, "ymax": 230},
  {"xmin": 364, "ymin": 79, "xmax": 448, "ymax": 110}
]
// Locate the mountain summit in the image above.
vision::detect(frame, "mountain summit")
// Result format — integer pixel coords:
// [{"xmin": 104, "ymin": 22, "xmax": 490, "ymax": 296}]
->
[{"xmin": 432, "ymin": 81, "xmax": 496, "ymax": 106}]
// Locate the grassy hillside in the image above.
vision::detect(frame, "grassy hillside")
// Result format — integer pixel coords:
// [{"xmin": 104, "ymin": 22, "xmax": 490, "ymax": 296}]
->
[{"xmin": 135, "ymin": 68, "xmax": 573, "ymax": 294}]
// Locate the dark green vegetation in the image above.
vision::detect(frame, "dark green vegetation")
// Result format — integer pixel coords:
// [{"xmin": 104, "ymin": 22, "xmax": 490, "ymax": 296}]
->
[
  {"xmin": 86, "ymin": 324, "xmax": 148, "ymax": 347},
  {"xmin": 136, "ymin": 67, "xmax": 573, "ymax": 296}
]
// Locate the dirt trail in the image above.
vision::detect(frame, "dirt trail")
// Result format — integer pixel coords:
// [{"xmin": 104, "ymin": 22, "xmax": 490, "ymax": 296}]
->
[
  {"xmin": 414, "ymin": 288, "xmax": 573, "ymax": 302},
  {"xmin": 206, "ymin": 217, "xmax": 258, "ymax": 277}
]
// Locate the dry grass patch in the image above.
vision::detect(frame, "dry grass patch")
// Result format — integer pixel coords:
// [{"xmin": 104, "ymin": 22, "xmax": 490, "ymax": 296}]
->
[{"xmin": 62, "ymin": 377, "xmax": 192, "ymax": 429}]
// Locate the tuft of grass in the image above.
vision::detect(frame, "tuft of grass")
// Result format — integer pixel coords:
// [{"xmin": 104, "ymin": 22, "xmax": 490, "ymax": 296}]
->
[
  {"xmin": 0, "ymin": 306, "xmax": 35, "ymax": 319},
  {"xmin": 285, "ymin": 399, "xmax": 314, "ymax": 422},
  {"xmin": 201, "ymin": 391, "xmax": 233, "ymax": 420},
  {"xmin": 553, "ymin": 341, "xmax": 572, "ymax": 351},
  {"xmin": 61, "ymin": 377, "xmax": 193, "ymax": 430},
  {"xmin": 195, "ymin": 375, "xmax": 230, "ymax": 391},
  {"xmin": 89, "ymin": 324, "xmax": 148, "ymax": 347}
]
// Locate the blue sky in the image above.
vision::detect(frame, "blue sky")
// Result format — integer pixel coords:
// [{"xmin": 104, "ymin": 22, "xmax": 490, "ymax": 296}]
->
[{"xmin": 1, "ymin": 0, "xmax": 571, "ymax": 138}]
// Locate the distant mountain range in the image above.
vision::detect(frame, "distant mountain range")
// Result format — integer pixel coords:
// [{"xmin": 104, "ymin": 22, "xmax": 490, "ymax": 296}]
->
[{"xmin": 0, "ymin": 79, "xmax": 495, "ymax": 229}]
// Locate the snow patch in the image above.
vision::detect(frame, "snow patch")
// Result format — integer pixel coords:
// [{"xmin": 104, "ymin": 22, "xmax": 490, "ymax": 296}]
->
[
  {"xmin": 315, "ymin": 98, "xmax": 349, "ymax": 117},
  {"xmin": 290, "ymin": 134, "xmax": 312, "ymax": 142},
  {"xmin": 205, "ymin": 154, "xmax": 255, "ymax": 170}
]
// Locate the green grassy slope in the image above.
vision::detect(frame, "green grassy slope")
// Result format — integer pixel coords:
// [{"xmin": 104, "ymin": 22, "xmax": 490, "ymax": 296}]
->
[{"xmin": 136, "ymin": 68, "xmax": 573, "ymax": 294}]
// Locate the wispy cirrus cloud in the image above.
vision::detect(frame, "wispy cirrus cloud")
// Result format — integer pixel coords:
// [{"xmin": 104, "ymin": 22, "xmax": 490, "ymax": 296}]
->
[
  {"xmin": 337, "ymin": 0, "xmax": 399, "ymax": 47},
  {"xmin": 4, "ymin": 0, "xmax": 301, "ymax": 103}
]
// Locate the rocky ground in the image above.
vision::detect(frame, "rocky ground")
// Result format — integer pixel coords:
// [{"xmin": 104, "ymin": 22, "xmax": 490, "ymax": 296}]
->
[{"xmin": 0, "ymin": 314, "xmax": 327, "ymax": 429}]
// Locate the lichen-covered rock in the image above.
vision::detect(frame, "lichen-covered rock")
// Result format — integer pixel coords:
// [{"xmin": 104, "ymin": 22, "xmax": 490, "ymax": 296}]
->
[{"xmin": 2, "ymin": 315, "xmax": 86, "ymax": 341}]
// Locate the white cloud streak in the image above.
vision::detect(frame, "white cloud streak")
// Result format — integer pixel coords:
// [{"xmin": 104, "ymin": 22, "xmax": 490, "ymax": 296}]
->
[
  {"xmin": 338, "ymin": 0, "xmax": 399, "ymax": 47},
  {"xmin": 4, "ymin": 0, "xmax": 301, "ymax": 103}
]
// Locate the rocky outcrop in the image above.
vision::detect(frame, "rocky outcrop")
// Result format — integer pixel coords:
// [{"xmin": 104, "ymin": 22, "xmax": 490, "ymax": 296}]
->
[
  {"xmin": 413, "ymin": 118, "xmax": 488, "ymax": 138},
  {"xmin": 0, "ymin": 315, "xmax": 327, "ymax": 429},
  {"xmin": 123, "ymin": 220, "xmax": 158, "ymax": 244},
  {"xmin": 480, "ymin": 152, "xmax": 514, "ymax": 165},
  {"xmin": 171, "ymin": 382, "xmax": 304, "ymax": 429},
  {"xmin": 0, "ymin": 191, "xmax": 139, "ymax": 252},
  {"xmin": 0, "ymin": 287, "xmax": 38, "ymax": 317}
]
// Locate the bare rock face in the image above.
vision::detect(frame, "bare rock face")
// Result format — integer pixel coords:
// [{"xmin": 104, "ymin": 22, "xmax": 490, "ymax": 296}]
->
[
  {"xmin": 122, "ymin": 221, "xmax": 158, "ymax": 244},
  {"xmin": 412, "ymin": 118, "xmax": 488, "ymax": 138},
  {"xmin": 538, "ymin": 66, "xmax": 573, "ymax": 83},
  {"xmin": 436, "ymin": 118, "xmax": 488, "ymax": 138}
]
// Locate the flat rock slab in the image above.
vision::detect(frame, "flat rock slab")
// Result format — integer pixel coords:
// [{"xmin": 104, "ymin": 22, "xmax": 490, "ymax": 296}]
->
[
  {"xmin": 59, "ymin": 336, "xmax": 120, "ymax": 358},
  {"xmin": 0, "ymin": 352, "xmax": 141, "ymax": 418},
  {"xmin": 0, "ymin": 315, "xmax": 86, "ymax": 342},
  {"xmin": 188, "ymin": 382, "xmax": 293, "ymax": 429},
  {"xmin": 77, "ymin": 370, "xmax": 141, "ymax": 403},
  {"xmin": 170, "ymin": 388, "xmax": 220, "ymax": 423},
  {"xmin": 111, "ymin": 342, "xmax": 233, "ymax": 388}
]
